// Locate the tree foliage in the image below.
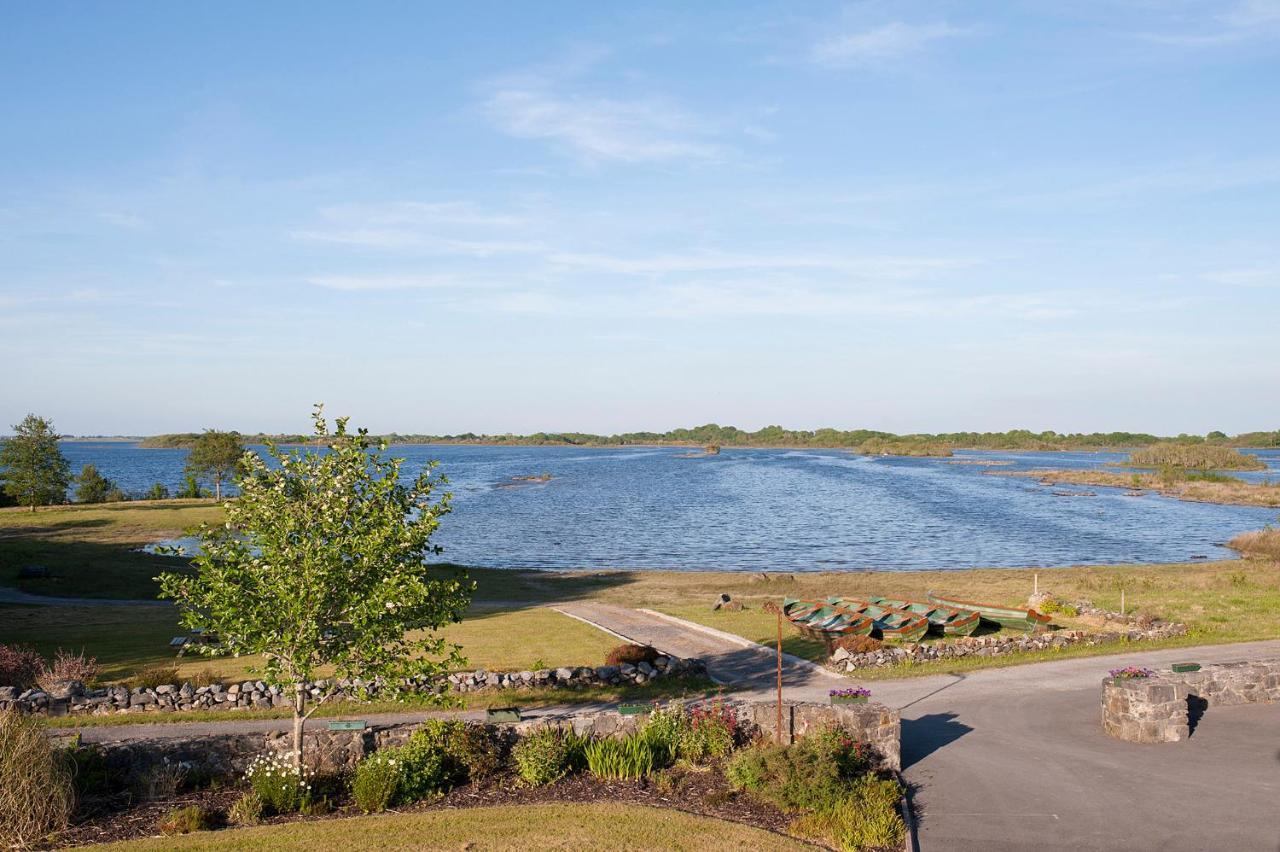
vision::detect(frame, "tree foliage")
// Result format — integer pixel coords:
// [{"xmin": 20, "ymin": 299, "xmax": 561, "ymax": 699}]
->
[
  {"xmin": 184, "ymin": 430, "xmax": 246, "ymax": 500},
  {"xmin": 157, "ymin": 406, "xmax": 471, "ymax": 767},
  {"xmin": 74, "ymin": 464, "xmax": 115, "ymax": 504},
  {"xmin": 0, "ymin": 414, "xmax": 71, "ymax": 511}
]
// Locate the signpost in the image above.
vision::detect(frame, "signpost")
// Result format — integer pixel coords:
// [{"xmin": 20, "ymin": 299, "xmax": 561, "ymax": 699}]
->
[{"xmin": 762, "ymin": 600, "xmax": 785, "ymax": 744}]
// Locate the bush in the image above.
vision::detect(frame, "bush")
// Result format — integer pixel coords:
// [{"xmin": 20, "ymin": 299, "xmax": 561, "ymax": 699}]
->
[
  {"xmin": 584, "ymin": 733, "xmax": 660, "ymax": 780},
  {"xmin": 727, "ymin": 725, "xmax": 874, "ymax": 812},
  {"xmin": 228, "ymin": 791, "xmax": 264, "ymax": 826},
  {"xmin": 793, "ymin": 774, "xmax": 905, "ymax": 852},
  {"xmin": 352, "ymin": 756, "xmax": 399, "ymax": 813},
  {"xmin": 59, "ymin": 742, "xmax": 109, "ymax": 798},
  {"xmin": 641, "ymin": 703, "xmax": 691, "ymax": 762},
  {"xmin": 75, "ymin": 464, "xmax": 115, "ymax": 504},
  {"xmin": 1039, "ymin": 600, "xmax": 1078, "ymax": 617},
  {"xmin": 38, "ymin": 649, "xmax": 99, "ymax": 692},
  {"xmin": 131, "ymin": 665, "xmax": 180, "ymax": 690},
  {"xmin": 145, "ymin": 483, "xmax": 170, "ymax": 501},
  {"xmin": 681, "ymin": 699, "xmax": 740, "ymax": 762},
  {"xmin": 605, "ymin": 644, "xmax": 660, "ymax": 666},
  {"xmin": 0, "ymin": 644, "xmax": 44, "ymax": 690},
  {"xmin": 189, "ymin": 668, "xmax": 223, "ymax": 688},
  {"xmin": 512, "ymin": 727, "xmax": 585, "ymax": 786},
  {"xmin": 392, "ymin": 721, "xmax": 469, "ymax": 802},
  {"xmin": 130, "ymin": 759, "xmax": 187, "ymax": 802},
  {"xmin": 244, "ymin": 753, "xmax": 310, "ymax": 814},
  {"xmin": 831, "ymin": 634, "xmax": 883, "ymax": 655},
  {"xmin": 0, "ymin": 709, "xmax": 74, "ymax": 848},
  {"xmin": 158, "ymin": 805, "xmax": 213, "ymax": 835},
  {"xmin": 446, "ymin": 722, "xmax": 505, "ymax": 781}
]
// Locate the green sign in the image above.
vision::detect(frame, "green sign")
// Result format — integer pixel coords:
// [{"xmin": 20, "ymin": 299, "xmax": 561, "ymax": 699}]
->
[{"xmin": 327, "ymin": 720, "xmax": 367, "ymax": 731}]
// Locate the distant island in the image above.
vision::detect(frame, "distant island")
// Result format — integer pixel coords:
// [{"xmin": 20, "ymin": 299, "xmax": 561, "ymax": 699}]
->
[{"xmin": 135, "ymin": 425, "xmax": 1280, "ymax": 454}]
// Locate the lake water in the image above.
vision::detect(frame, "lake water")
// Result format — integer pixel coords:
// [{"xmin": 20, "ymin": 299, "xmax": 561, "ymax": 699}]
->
[{"xmin": 60, "ymin": 442, "xmax": 1280, "ymax": 572}]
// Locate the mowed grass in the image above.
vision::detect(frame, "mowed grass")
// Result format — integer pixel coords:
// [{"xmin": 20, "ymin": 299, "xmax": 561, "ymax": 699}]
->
[
  {"xmin": 0, "ymin": 605, "xmax": 623, "ymax": 683},
  {"xmin": 0, "ymin": 500, "xmax": 222, "ymax": 598},
  {"xmin": 98, "ymin": 803, "xmax": 817, "ymax": 851},
  {"xmin": 638, "ymin": 558, "xmax": 1280, "ymax": 672}
]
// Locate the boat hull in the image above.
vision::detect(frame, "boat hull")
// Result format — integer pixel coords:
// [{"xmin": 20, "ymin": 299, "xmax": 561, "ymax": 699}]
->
[
  {"xmin": 868, "ymin": 597, "xmax": 980, "ymax": 637},
  {"xmin": 926, "ymin": 592, "xmax": 1051, "ymax": 633},
  {"xmin": 824, "ymin": 597, "xmax": 931, "ymax": 643},
  {"xmin": 782, "ymin": 598, "xmax": 875, "ymax": 642}
]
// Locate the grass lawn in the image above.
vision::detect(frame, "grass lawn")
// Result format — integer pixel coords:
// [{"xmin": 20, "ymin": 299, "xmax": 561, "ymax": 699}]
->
[
  {"xmin": 0, "ymin": 500, "xmax": 221, "ymax": 598},
  {"xmin": 0, "ymin": 604, "xmax": 626, "ymax": 683},
  {"xmin": 97, "ymin": 802, "xmax": 817, "ymax": 850}
]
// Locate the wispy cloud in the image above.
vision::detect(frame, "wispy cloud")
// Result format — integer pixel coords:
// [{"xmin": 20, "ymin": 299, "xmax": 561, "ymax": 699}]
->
[
  {"xmin": 482, "ymin": 86, "xmax": 721, "ymax": 163},
  {"xmin": 812, "ymin": 22, "xmax": 969, "ymax": 67},
  {"xmin": 545, "ymin": 250, "xmax": 975, "ymax": 277},
  {"xmin": 292, "ymin": 200, "xmax": 543, "ymax": 255},
  {"xmin": 1201, "ymin": 267, "xmax": 1279, "ymax": 287},
  {"xmin": 1140, "ymin": 0, "xmax": 1280, "ymax": 45},
  {"xmin": 304, "ymin": 274, "xmax": 492, "ymax": 292}
]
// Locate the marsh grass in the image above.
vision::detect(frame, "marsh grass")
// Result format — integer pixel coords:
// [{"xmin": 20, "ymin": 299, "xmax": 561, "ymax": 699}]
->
[
  {"xmin": 1124, "ymin": 444, "xmax": 1266, "ymax": 471},
  {"xmin": 998, "ymin": 469, "xmax": 1280, "ymax": 507}
]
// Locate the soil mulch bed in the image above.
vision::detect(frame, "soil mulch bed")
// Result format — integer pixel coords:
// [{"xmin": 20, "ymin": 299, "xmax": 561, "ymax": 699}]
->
[{"xmin": 50, "ymin": 763, "xmax": 821, "ymax": 849}]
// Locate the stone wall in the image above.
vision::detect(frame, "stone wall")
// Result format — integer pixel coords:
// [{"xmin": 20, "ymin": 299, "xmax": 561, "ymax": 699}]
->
[
  {"xmin": 0, "ymin": 656, "xmax": 706, "ymax": 718},
  {"xmin": 830, "ymin": 622, "xmax": 1186, "ymax": 673},
  {"xmin": 1102, "ymin": 658, "xmax": 1280, "ymax": 743},
  {"xmin": 65, "ymin": 699, "xmax": 901, "ymax": 778}
]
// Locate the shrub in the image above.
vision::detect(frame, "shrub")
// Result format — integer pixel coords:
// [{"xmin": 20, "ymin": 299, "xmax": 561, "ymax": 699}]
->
[
  {"xmin": 793, "ymin": 774, "xmax": 905, "ymax": 852},
  {"xmin": 145, "ymin": 483, "xmax": 170, "ymax": 501},
  {"xmin": 130, "ymin": 759, "xmax": 187, "ymax": 802},
  {"xmin": 1038, "ymin": 599, "xmax": 1078, "ymax": 617},
  {"xmin": 392, "ymin": 721, "xmax": 469, "ymax": 802},
  {"xmin": 680, "ymin": 698, "xmax": 740, "ymax": 762},
  {"xmin": 1128, "ymin": 444, "xmax": 1265, "ymax": 471},
  {"xmin": 189, "ymin": 668, "xmax": 223, "ymax": 688},
  {"xmin": 38, "ymin": 649, "xmax": 99, "ymax": 692},
  {"xmin": 831, "ymin": 634, "xmax": 883, "ymax": 655},
  {"xmin": 584, "ymin": 733, "xmax": 660, "ymax": 780},
  {"xmin": 227, "ymin": 791, "xmax": 264, "ymax": 826},
  {"xmin": 641, "ymin": 703, "xmax": 691, "ymax": 762},
  {"xmin": 446, "ymin": 722, "xmax": 505, "ymax": 781},
  {"xmin": 605, "ymin": 644, "xmax": 660, "ymax": 666},
  {"xmin": 59, "ymin": 742, "xmax": 109, "ymax": 797},
  {"xmin": 0, "ymin": 709, "xmax": 74, "ymax": 848},
  {"xmin": 158, "ymin": 805, "xmax": 213, "ymax": 835},
  {"xmin": 74, "ymin": 464, "xmax": 114, "ymax": 504},
  {"xmin": 244, "ymin": 753, "xmax": 310, "ymax": 814},
  {"xmin": 0, "ymin": 644, "xmax": 44, "ymax": 690},
  {"xmin": 512, "ymin": 727, "xmax": 585, "ymax": 786},
  {"xmin": 727, "ymin": 725, "xmax": 874, "ymax": 812},
  {"xmin": 131, "ymin": 665, "xmax": 180, "ymax": 690},
  {"xmin": 352, "ymin": 755, "xmax": 399, "ymax": 813}
]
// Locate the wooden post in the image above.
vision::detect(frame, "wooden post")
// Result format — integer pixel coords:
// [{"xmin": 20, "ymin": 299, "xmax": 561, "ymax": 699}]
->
[
  {"xmin": 1121, "ymin": 588, "xmax": 1125, "ymax": 614},
  {"xmin": 1034, "ymin": 573, "xmax": 1038, "ymax": 596},
  {"xmin": 764, "ymin": 601, "xmax": 784, "ymax": 744}
]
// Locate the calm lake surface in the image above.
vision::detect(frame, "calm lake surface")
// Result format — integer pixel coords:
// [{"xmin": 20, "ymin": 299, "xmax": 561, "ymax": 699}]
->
[{"xmin": 61, "ymin": 442, "xmax": 1280, "ymax": 572}]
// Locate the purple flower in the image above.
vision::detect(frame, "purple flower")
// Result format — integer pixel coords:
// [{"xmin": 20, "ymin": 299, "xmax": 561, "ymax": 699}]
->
[
  {"xmin": 829, "ymin": 687, "xmax": 872, "ymax": 698},
  {"xmin": 1109, "ymin": 666, "xmax": 1155, "ymax": 679}
]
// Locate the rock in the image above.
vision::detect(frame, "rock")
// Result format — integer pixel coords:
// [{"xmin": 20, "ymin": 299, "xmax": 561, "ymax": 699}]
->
[
  {"xmin": 46, "ymin": 680, "xmax": 85, "ymax": 700},
  {"xmin": 712, "ymin": 593, "xmax": 733, "ymax": 611},
  {"xmin": 555, "ymin": 667, "xmax": 574, "ymax": 681},
  {"xmin": 595, "ymin": 666, "xmax": 619, "ymax": 681},
  {"xmin": 832, "ymin": 647, "xmax": 851, "ymax": 662},
  {"xmin": 0, "ymin": 686, "xmax": 18, "ymax": 700}
]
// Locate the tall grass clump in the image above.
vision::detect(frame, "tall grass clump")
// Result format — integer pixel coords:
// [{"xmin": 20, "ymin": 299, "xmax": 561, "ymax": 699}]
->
[
  {"xmin": 1127, "ymin": 445, "xmax": 1265, "ymax": 471},
  {"xmin": 512, "ymin": 727, "xmax": 586, "ymax": 786},
  {"xmin": 584, "ymin": 733, "xmax": 660, "ymax": 780},
  {"xmin": 37, "ymin": 649, "xmax": 99, "ymax": 692},
  {"xmin": 1228, "ymin": 527, "xmax": 1280, "ymax": 561},
  {"xmin": 0, "ymin": 710, "xmax": 74, "ymax": 848}
]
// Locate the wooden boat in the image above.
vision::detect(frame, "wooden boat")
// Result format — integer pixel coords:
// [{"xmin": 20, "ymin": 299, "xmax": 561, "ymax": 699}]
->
[
  {"xmin": 926, "ymin": 591, "xmax": 1051, "ymax": 633},
  {"xmin": 781, "ymin": 598, "xmax": 875, "ymax": 641},
  {"xmin": 823, "ymin": 597, "xmax": 931, "ymax": 643},
  {"xmin": 867, "ymin": 597, "xmax": 980, "ymax": 637}
]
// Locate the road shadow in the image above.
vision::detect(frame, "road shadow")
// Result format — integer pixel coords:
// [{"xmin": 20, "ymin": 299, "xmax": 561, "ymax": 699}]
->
[
  {"xmin": 1187, "ymin": 694, "xmax": 1209, "ymax": 736},
  {"xmin": 901, "ymin": 712, "xmax": 974, "ymax": 769}
]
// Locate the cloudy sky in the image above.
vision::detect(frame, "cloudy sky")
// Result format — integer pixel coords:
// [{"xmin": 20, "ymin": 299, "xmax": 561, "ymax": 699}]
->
[{"xmin": 2, "ymin": 2, "xmax": 1278, "ymax": 435}]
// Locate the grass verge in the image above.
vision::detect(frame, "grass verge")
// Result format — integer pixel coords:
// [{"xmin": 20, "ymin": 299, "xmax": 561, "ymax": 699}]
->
[{"xmin": 95, "ymin": 802, "xmax": 817, "ymax": 851}]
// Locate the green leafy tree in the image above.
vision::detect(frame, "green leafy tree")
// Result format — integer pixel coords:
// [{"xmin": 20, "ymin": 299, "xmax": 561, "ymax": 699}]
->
[
  {"xmin": 74, "ymin": 464, "xmax": 115, "ymax": 504},
  {"xmin": 184, "ymin": 430, "xmax": 246, "ymax": 500},
  {"xmin": 176, "ymin": 473, "xmax": 205, "ymax": 499},
  {"xmin": 0, "ymin": 414, "xmax": 71, "ymax": 511},
  {"xmin": 157, "ymin": 407, "xmax": 471, "ymax": 768}
]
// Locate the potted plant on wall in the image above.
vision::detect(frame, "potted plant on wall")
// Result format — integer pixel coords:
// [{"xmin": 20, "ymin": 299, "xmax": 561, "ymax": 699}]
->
[
  {"xmin": 1108, "ymin": 666, "xmax": 1155, "ymax": 685},
  {"xmin": 829, "ymin": 687, "xmax": 872, "ymax": 705}
]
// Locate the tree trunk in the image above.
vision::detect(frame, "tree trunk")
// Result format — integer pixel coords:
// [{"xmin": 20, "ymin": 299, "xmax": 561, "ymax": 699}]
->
[
  {"xmin": 292, "ymin": 684, "xmax": 306, "ymax": 771},
  {"xmin": 214, "ymin": 478, "xmax": 221, "ymax": 501}
]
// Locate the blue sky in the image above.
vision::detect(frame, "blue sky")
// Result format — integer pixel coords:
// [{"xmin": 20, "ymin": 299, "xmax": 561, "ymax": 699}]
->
[{"xmin": 2, "ymin": 1, "xmax": 1278, "ymax": 436}]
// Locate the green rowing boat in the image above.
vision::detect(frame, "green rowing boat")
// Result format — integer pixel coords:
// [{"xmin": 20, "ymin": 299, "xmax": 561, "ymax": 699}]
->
[
  {"xmin": 868, "ymin": 597, "xmax": 980, "ymax": 637},
  {"xmin": 782, "ymin": 598, "xmax": 875, "ymax": 641},
  {"xmin": 926, "ymin": 591, "xmax": 1051, "ymax": 633},
  {"xmin": 824, "ymin": 597, "xmax": 931, "ymax": 643}
]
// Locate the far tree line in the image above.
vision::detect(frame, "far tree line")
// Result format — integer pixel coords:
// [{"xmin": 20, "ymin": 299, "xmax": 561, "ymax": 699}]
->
[{"xmin": 0, "ymin": 414, "xmax": 245, "ymax": 511}]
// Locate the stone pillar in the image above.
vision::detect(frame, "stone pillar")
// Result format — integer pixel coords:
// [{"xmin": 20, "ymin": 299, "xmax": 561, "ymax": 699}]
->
[{"xmin": 1101, "ymin": 677, "xmax": 1191, "ymax": 743}]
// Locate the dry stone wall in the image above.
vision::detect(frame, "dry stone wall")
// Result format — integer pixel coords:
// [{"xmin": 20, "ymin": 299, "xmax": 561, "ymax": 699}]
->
[
  {"xmin": 0, "ymin": 656, "xmax": 706, "ymax": 718},
  {"xmin": 1102, "ymin": 658, "xmax": 1280, "ymax": 743}
]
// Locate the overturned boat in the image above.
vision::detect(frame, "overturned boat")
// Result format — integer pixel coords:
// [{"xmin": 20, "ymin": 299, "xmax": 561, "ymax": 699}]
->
[
  {"xmin": 781, "ymin": 598, "xmax": 875, "ymax": 642},
  {"xmin": 823, "ymin": 597, "xmax": 931, "ymax": 643},
  {"xmin": 926, "ymin": 591, "xmax": 1051, "ymax": 633},
  {"xmin": 868, "ymin": 596, "xmax": 980, "ymax": 636}
]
